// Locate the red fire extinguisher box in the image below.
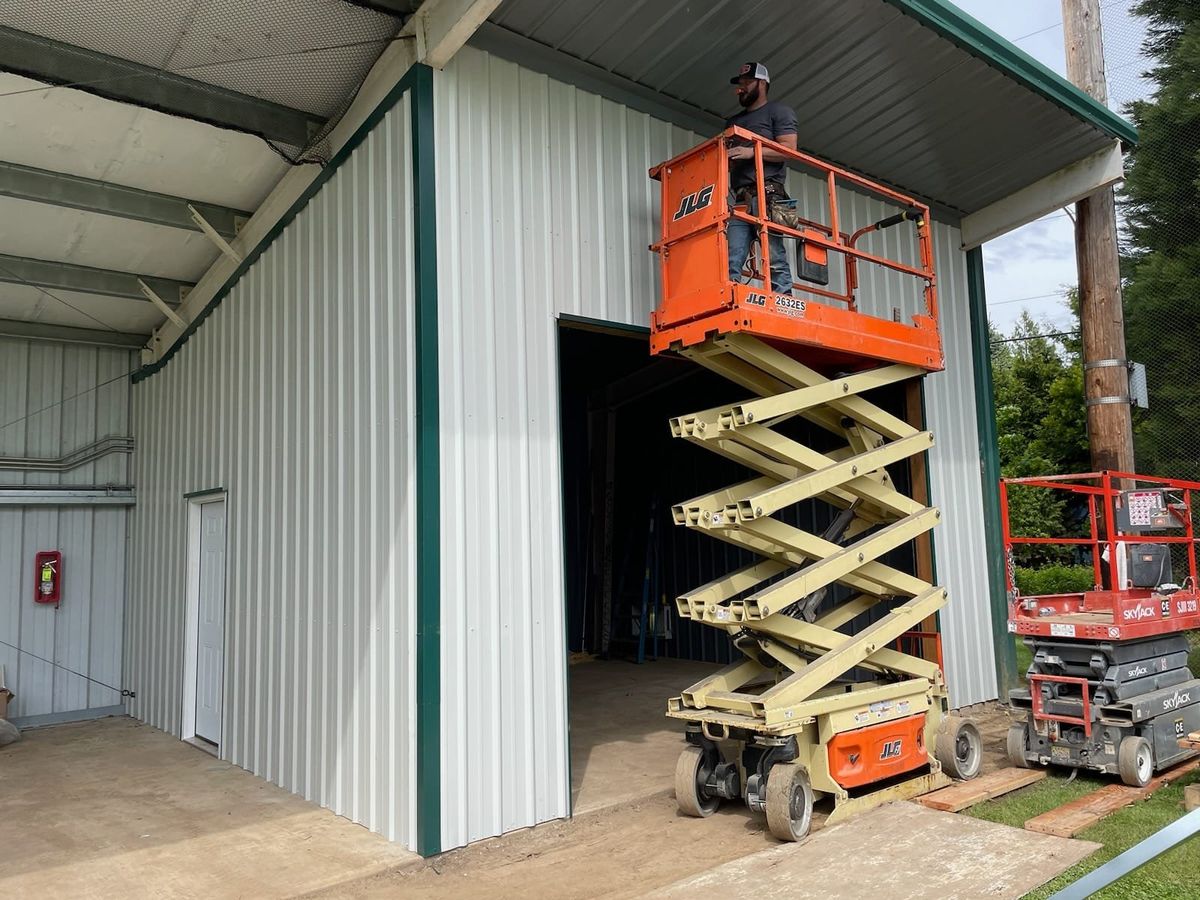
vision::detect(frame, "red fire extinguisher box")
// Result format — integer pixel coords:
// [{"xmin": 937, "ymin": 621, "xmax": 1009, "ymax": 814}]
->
[{"xmin": 34, "ymin": 550, "xmax": 62, "ymax": 605}]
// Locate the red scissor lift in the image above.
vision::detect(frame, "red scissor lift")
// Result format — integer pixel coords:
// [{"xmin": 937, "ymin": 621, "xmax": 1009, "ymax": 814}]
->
[{"xmin": 1004, "ymin": 472, "xmax": 1200, "ymax": 784}]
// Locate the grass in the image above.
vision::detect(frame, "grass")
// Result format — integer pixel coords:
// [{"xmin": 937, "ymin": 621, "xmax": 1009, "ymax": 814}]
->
[{"xmin": 966, "ymin": 768, "xmax": 1200, "ymax": 899}]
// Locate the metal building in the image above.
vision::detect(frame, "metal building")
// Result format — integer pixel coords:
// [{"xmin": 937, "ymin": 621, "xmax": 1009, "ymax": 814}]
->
[{"xmin": 0, "ymin": 0, "xmax": 1134, "ymax": 857}]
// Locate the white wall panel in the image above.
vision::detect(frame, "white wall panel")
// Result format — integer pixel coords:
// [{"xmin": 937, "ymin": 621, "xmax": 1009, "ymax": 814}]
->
[
  {"xmin": 436, "ymin": 46, "xmax": 999, "ymax": 848},
  {"xmin": 126, "ymin": 95, "xmax": 418, "ymax": 847},
  {"xmin": 0, "ymin": 337, "xmax": 132, "ymax": 722}
]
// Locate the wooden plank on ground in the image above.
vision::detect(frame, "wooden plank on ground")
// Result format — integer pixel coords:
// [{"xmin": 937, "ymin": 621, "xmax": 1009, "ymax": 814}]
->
[
  {"xmin": 1026, "ymin": 757, "xmax": 1200, "ymax": 838},
  {"xmin": 917, "ymin": 767, "xmax": 1047, "ymax": 812},
  {"xmin": 1178, "ymin": 732, "xmax": 1200, "ymax": 752}
]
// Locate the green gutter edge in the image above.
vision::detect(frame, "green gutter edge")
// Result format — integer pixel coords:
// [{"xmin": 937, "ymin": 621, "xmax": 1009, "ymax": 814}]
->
[
  {"xmin": 966, "ymin": 247, "xmax": 1020, "ymax": 697},
  {"xmin": 884, "ymin": 0, "xmax": 1138, "ymax": 146},
  {"xmin": 410, "ymin": 63, "xmax": 442, "ymax": 859}
]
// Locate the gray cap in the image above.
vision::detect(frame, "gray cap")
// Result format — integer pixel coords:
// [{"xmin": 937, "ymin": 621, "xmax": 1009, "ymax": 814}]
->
[{"xmin": 730, "ymin": 61, "xmax": 770, "ymax": 84}]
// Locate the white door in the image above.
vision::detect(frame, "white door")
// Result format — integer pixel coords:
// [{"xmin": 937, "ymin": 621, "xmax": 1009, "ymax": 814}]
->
[{"xmin": 195, "ymin": 499, "xmax": 227, "ymax": 745}]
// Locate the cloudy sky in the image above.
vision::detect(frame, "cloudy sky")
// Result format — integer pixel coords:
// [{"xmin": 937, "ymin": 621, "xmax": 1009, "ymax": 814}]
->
[{"xmin": 952, "ymin": 0, "xmax": 1151, "ymax": 334}]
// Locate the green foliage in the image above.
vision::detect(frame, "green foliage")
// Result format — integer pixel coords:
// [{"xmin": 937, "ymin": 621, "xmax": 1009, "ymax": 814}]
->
[
  {"xmin": 1014, "ymin": 565, "xmax": 1096, "ymax": 596},
  {"xmin": 1122, "ymin": 0, "xmax": 1200, "ymax": 482},
  {"xmin": 991, "ymin": 311, "xmax": 1088, "ymax": 563}
]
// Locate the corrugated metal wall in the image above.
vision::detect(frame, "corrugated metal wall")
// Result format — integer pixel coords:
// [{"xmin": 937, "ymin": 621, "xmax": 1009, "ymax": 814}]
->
[
  {"xmin": 0, "ymin": 337, "xmax": 132, "ymax": 723},
  {"xmin": 126, "ymin": 95, "xmax": 418, "ymax": 847},
  {"xmin": 435, "ymin": 46, "xmax": 998, "ymax": 848}
]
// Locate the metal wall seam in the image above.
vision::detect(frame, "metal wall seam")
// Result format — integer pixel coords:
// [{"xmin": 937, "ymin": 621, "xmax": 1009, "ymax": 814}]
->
[
  {"xmin": 126, "ymin": 93, "xmax": 418, "ymax": 848},
  {"xmin": 434, "ymin": 45, "xmax": 999, "ymax": 848},
  {"xmin": 0, "ymin": 337, "xmax": 132, "ymax": 723}
]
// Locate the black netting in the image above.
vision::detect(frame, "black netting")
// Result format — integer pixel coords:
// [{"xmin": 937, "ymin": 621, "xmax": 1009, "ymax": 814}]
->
[
  {"xmin": 1101, "ymin": 2, "xmax": 1200, "ymax": 482},
  {"xmin": 0, "ymin": 0, "xmax": 414, "ymax": 164}
]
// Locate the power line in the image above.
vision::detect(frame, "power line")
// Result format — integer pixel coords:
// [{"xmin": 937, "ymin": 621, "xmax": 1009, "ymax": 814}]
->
[
  {"xmin": 991, "ymin": 330, "xmax": 1080, "ymax": 345},
  {"xmin": 1012, "ymin": 0, "xmax": 1128, "ymax": 44},
  {"xmin": 987, "ymin": 291, "xmax": 1069, "ymax": 308}
]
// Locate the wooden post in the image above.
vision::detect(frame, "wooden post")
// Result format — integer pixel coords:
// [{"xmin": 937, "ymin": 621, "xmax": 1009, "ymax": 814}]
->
[{"xmin": 1063, "ymin": 0, "xmax": 1136, "ymax": 474}]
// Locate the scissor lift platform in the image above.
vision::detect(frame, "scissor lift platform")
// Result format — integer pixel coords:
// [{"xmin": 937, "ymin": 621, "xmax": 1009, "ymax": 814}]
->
[{"xmin": 648, "ymin": 131, "xmax": 981, "ymax": 841}]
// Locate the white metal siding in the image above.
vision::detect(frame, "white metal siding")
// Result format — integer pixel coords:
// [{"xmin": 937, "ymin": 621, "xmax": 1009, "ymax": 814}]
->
[
  {"xmin": 0, "ymin": 337, "xmax": 131, "ymax": 722},
  {"xmin": 436, "ymin": 46, "xmax": 999, "ymax": 848},
  {"xmin": 126, "ymin": 95, "xmax": 418, "ymax": 847}
]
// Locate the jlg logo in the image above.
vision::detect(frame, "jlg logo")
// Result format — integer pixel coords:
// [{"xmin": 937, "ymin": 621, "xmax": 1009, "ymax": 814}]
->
[
  {"xmin": 880, "ymin": 739, "xmax": 903, "ymax": 760},
  {"xmin": 672, "ymin": 185, "xmax": 715, "ymax": 220}
]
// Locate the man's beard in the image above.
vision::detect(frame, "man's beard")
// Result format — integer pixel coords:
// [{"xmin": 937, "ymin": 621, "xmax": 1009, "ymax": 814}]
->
[{"xmin": 738, "ymin": 83, "xmax": 760, "ymax": 108}]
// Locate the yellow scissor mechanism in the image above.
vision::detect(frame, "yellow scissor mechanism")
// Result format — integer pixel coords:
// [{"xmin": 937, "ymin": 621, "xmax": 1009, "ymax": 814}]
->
[{"xmin": 666, "ymin": 333, "xmax": 980, "ymax": 840}]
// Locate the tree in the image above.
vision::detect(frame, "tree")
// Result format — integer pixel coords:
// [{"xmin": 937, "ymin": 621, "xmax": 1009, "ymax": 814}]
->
[
  {"xmin": 1122, "ymin": 0, "xmax": 1200, "ymax": 481},
  {"xmin": 991, "ymin": 309, "xmax": 1088, "ymax": 562}
]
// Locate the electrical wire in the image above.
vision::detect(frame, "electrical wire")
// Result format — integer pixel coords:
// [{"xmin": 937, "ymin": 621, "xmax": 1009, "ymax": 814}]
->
[
  {"xmin": 0, "ymin": 636, "xmax": 133, "ymax": 698},
  {"xmin": 0, "ymin": 367, "xmax": 138, "ymax": 436},
  {"xmin": 0, "ymin": 259, "xmax": 129, "ymax": 335},
  {"xmin": 987, "ymin": 291, "xmax": 1069, "ymax": 308}
]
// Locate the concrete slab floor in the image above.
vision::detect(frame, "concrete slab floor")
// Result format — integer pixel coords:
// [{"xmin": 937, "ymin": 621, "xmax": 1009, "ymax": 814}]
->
[
  {"xmin": 569, "ymin": 657, "xmax": 718, "ymax": 815},
  {"xmin": 0, "ymin": 717, "xmax": 416, "ymax": 899}
]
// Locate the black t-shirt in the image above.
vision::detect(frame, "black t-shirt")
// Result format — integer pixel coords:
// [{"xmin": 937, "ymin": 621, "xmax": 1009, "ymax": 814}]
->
[{"xmin": 726, "ymin": 100, "xmax": 798, "ymax": 189}]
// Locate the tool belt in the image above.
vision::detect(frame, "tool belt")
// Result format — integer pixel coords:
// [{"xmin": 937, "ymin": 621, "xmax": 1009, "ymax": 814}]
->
[{"xmin": 734, "ymin": 182, "xmax": 802, "ymax": 230}]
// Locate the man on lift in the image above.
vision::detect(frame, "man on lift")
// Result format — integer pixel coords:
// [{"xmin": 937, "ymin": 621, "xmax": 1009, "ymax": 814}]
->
[{"xmin": 726, "ymin": 62, "xmax": 798, "ymax": 297}]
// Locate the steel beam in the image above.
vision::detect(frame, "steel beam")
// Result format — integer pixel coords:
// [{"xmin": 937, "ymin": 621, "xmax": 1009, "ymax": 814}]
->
[
  {"xmin": 0, "ymin": 253, "xmax": 191, "ymax": 305},
  {"xmin": 0, "ymin": 26, "xmax": 325, "ymax": 147},
  {"xmin": 0, "ymin": 487, "xmax": 136, "ymax": 506},
  {"xmin": 0, "ymin": 161, "xmax": 250, "ymax": 238},
  {"xmin": 0, "ymin": 317, "xmax": 146, "ymax": 348}
]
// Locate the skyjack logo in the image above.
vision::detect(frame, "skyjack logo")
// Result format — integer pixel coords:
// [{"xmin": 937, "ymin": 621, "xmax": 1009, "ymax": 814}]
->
[
  {"xmin": 1123, "ymin": 604, "xmax": 1158, "ymax": 622},
  {"xmin": 1127, "ymin": 665, "xmax": 1149, "ymax": 679},
  {"xmin": 1163, "ymin": 690, "xmax": 1192, "ymax": 711}
]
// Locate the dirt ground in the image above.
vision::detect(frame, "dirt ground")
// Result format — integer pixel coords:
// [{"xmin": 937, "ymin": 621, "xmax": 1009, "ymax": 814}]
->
[{"xmin": 316, "ymin": 701, "xmax": 1027, "ymax": 899}]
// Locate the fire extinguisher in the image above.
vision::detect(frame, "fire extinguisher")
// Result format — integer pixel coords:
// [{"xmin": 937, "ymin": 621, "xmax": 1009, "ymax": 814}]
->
[{"xmin": 34, "ymin": 551, "xmax": 62, "ymax": 606}]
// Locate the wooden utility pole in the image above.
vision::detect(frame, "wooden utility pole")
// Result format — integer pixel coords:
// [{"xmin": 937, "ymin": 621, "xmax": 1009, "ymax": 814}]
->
[{"xmin": 1063, "ymin": 0, "xmax": 1136, "ymax": 473}]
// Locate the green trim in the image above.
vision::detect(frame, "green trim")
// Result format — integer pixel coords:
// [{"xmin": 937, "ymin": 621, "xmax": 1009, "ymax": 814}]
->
[
  {"xmin": 132, "ymin": 64, "xmax": 427, "ymax": 384},
  {"xmin": 966, "ymin": 247, "xmax": 1019, "ymax": 696},
  {"xmin": 557, "ymin": 313, "xmax": 650, "ymax": 339},
  {"xmin": 410, "ymin": 64, "xmax": 442, "ymax": 859},
  {"xmin": 883, "ymin": 0, "xmax": 1138, "ymax": 146},
  {"xmin": 182, "ymin": 487, "xmax": 225, "ymax": 500}
]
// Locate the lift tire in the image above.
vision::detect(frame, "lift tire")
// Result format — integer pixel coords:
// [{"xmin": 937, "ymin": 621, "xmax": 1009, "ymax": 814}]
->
[
  {"xmin": 765, "ymin": 763, "xmax": 814, "ymax": 842},
  {"xmin": 1007, "ymin": 723, "xmax": 1031, "ymax": 769},
  {"xmin": 675, "ymin": 745, "xmax": 720, "ymax": 817},
  {"xmin": 1118, "ymin": 736, "xmax": 1154, "ymax": 788},
  {"xmin": 937, "ymin": 716, "xmax": 983, "ymax": 781}
]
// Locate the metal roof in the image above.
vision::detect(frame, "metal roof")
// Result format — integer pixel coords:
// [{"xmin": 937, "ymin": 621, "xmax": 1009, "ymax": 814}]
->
[
  {"xmin": 0, "ymin": 0, "xmax": 408, "ymax": 347},
  {"xmin": 482, "ymin": 0, "xmax": 1135, "ymax": 216}
]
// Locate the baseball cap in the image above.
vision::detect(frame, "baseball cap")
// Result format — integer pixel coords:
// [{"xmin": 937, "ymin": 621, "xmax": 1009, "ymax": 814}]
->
[{"xmin": 730, "ymin": 62, "xmax": 770, "ymax": 84}]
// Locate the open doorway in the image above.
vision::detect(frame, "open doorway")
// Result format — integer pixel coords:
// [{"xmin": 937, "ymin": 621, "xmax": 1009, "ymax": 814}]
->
[{"xmin": 556, "ymin": 318, "xmax": 927, "ymax": 816}]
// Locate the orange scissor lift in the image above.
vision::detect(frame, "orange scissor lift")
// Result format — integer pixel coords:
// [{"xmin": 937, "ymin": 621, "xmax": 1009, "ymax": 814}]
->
[{"xmin": 651, "ymin": 127, "xmax": 982, "ymax": 841}]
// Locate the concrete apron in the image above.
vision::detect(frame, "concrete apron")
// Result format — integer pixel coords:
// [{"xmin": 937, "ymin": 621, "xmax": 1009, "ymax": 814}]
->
[{"xmin": 647, "ymin": 801, "xmax": 1100, "ymax": 900}]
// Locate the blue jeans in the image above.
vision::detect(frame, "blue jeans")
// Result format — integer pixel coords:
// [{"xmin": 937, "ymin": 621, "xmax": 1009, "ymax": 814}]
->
[{"xmin": 727, "ymin": 195, "xmax": 792, "ymax": 295}]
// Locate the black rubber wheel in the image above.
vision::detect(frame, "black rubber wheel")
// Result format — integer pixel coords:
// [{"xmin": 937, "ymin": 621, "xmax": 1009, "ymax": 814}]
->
[
  {"xmin": 1007, "ymin": 723, "xmax": 1031, "ymax": 769},
  {"xmin": 937, "ymin": 717, "xmax": 983, "ymax": 780},
  {"xmin": 1118, "ymin": 735, "xmax": 1153, "ymax": 788},
  {"xmin": 764, "ymin": 762, "xmax": 814, "ymax": 842},
  {"xmin": 675, "ymin": 745, "xmax": 720, "ymax": 817}
]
